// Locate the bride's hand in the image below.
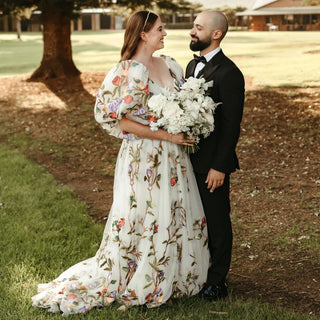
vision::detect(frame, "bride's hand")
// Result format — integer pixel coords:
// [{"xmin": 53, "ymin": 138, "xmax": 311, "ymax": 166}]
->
[{"xmin": 169, "ymin": 133, "xmax": 195, "ymax": 146}]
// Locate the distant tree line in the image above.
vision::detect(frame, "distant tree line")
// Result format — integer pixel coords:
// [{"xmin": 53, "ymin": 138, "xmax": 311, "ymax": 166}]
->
[
  {"xmin": 0, "ymin": 0, "xmax": 247, "ymax": 79},
  {"xmin": 0, "ymin": 0, "xmax": 202, "ymax": 79}
]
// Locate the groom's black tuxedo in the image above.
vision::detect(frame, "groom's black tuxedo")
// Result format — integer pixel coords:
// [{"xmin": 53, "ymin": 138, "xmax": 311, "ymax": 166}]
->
[
  {"xmin": 186, "ymin": 50, "xmax": 245, "ymax": 175},
  {"xmin": 186, "ymin": 49, "xmax": 245, "ymax": 286}
]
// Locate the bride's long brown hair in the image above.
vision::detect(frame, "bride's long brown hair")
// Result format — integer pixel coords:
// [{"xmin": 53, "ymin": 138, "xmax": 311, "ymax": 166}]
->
[{"xmin": 120, "ymin": 11, "xmax": 158, "ymax": 61}]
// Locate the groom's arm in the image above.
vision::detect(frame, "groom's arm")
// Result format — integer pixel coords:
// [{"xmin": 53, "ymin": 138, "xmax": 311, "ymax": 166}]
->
[{"xmin": 210, "ymin": 65, "xmax": 245, "ymax": 173}]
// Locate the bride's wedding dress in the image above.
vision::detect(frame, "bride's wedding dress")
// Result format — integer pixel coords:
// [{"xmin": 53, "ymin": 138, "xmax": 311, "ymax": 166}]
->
[{"xmin": 32, "ymin": 55, "xmax": 210, "ymax": 316}]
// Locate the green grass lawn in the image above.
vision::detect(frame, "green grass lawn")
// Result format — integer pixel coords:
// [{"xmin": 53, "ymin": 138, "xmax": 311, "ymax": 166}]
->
[
  {"xmin": 0, "ymin": 143, "xmax": 317, "ymax": 320},
  {"xmin": 0, "ymin": 30, "xmax": 320, "ymax": 86},
  {"xmin": 0, "ymin": 29, "xmax": 319, "ymax": 319}
]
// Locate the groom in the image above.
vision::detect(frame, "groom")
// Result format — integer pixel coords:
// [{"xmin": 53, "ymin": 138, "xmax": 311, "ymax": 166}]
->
[{"xmin": 186, "ymin": 10, "xmax": 245, "ymax": 300}]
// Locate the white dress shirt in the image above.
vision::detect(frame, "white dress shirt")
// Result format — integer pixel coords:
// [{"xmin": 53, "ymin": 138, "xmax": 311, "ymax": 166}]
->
[{"xmin": 194, "ymin": 47, "xmax": 221, "ymax": 77}]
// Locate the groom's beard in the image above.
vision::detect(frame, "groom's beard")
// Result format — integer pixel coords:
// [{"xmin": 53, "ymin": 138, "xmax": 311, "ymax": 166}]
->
[{"xmin": 189, "ymin": 36, "xmax": 211, "ymax": 52}]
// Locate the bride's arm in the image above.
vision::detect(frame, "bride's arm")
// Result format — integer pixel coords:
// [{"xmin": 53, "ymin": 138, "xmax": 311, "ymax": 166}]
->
[{"xmin": 119, "ymin": 117, "xmax": 194, "ymax": 146}]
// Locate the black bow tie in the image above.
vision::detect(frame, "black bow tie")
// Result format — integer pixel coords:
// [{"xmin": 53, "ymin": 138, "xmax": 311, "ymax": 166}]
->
[{"xmin": 193, "ymin": 54, "xmax": 207, "ymax": 64}]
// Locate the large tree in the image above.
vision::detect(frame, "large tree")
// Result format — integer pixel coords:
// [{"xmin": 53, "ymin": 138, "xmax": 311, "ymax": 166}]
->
[
  {"xmin": 0, "ymin": 0, "xmax": 192, "ymax": 79},
  {"xmin": 0, "ymin": 0, "xmax": 102, "ymax": 79}
]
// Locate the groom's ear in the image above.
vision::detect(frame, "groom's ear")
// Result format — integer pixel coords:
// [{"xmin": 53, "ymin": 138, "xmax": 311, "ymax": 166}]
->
[{"xmin": 212, "ymin": 29, "xmax": 223, "ymax": 41}]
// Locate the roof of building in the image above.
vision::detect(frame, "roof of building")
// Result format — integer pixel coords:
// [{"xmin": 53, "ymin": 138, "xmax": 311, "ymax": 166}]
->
[
  {"xmin": 237, "ymin": 6, "xmax": 320, "ymax": 16},
  {"xmin": 190, "ymin": 0, "xmax": 255, "ymax": 9},
  {"xmin": 252, "ymin": 0, "xmax": 277, "ymax": 10}
]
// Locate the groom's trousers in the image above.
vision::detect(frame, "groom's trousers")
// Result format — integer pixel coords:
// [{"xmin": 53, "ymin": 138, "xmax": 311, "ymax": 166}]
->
[{"xmin": 194, "ymin": 173, "xmax": 232, "ymax": 286}]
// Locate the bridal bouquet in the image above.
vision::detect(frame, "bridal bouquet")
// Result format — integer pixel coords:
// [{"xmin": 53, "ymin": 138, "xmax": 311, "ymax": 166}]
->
[{"xmin": 148, "ymin": 77, "xmax": 219, "ymax": 153}]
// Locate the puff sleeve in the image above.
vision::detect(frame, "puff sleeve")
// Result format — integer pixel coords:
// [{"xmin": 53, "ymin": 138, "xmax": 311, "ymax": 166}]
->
[{"xmin": 94, "ymin": 60, "xmax": 150, "ymax": 139}]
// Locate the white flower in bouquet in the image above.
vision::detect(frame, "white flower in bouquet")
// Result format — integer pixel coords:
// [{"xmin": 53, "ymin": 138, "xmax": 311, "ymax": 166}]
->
[
  {"xmin": 178, "ymin": 89, "xmax": 189, "ymax": 101},
  {"xmin": 148, "ymin": 77, "xmax": 219, "ymax": 153},
  {"xmin": 181, "ymin": 77, "xmax": 209, "ymax": 93},
  {"xmin": 148, "ymin": 94, "xmax": 168, "ymax": 117},
  {"xmin": 162, "ymin": 101, "xmax": 182, "ymax": 119},
  {"xmin": 184, "ymin": 101, "xmax": 200, "ymax": 120}
]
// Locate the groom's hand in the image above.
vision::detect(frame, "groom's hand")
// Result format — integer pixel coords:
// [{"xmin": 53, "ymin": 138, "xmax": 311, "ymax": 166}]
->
[{"xmin": 205, "ymin": 169, "xmax": 225, "ymax": 193}]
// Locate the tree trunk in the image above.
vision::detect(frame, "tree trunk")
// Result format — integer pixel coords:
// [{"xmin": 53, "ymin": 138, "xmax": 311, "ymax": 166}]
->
[
  {"xmin": 30, "ymin": 7, "xmax": 80, "ymax": 80},
  {"xmin": 16, "ymin": 17, "xmax": 22, "ymax": 40}
]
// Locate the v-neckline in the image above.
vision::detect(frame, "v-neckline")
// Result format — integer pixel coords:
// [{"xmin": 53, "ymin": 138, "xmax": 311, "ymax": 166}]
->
[
  {"xmin": 129, "ymin": 56, "xmax": 178, "ymax": 91},
  {"xmin": 149, "ymin": 56, "xmax": 176, "ymax": 91}
]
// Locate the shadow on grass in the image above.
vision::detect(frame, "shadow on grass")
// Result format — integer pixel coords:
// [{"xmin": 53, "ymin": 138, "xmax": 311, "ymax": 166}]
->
[
  {"xmin": 0, "ymin": 75, "xmax": 320, "ymax": 317},
  {"xmin": 32, "ymin": 75, "xmax": 96, "ymax": 109}
]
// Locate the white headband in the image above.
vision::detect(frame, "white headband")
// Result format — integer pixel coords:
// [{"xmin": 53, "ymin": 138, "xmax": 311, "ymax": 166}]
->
[{"xmin": 142, "ymin": 11, "xmax": 151, "ymax": 31}]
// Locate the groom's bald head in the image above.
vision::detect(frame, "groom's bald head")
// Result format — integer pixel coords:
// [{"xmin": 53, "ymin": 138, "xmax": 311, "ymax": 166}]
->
[{"xmin": 199, "ymin": 10, "xmax": 229, "ymax": 41}]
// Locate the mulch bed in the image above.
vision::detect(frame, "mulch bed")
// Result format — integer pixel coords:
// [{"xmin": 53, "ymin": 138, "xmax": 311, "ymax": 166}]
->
[{"xmin": 0, "ymin": 73, "xmax": 319, "ymax": 316}]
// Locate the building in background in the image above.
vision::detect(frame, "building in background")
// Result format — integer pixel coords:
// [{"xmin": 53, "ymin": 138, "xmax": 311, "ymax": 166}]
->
[
  {"xmin": 0, "ymin": 1, "xmax": 249, "ymax": 32},
  {"xmin": 0, "ymin": 8, "xmax": 122, "ymax": 32},
  {"xmin": 237, "ymin": 0, "xmax": 320, "ymax": 30},
  {"xmin": 2, "ymin": 0, "xmax": 319, "ymax": 32}
]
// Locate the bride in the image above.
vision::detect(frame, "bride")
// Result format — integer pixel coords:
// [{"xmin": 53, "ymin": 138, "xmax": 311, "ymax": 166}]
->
[{"xmin": 32, "ymin": 10, "xmax": 210, "ymax": 316}]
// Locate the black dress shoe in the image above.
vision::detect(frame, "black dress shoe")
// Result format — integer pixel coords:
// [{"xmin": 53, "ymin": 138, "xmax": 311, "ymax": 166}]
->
[{"xmin": 199, "ymin": 282, "xmax": 228, "ymax": 301}]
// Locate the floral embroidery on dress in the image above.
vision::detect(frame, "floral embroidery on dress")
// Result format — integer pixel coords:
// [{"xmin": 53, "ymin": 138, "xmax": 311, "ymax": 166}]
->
[
  {"xmin": 94, "ymin": 60, "xmax": 150, "ymax": 140},
  {"xmin": 32, "ymin": 56, "xmax": 210, "ymax": 316}
]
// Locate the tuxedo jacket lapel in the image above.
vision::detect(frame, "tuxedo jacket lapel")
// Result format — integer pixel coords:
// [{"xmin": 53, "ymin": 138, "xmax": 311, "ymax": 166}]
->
[
  {"xmin": 186, "ymin": 60, "xmax": 197, "ymax": 78},
  {"xmin": 186, "ymin": 50, "xmax": 227, "ymax": 81},
  {"xmin": 197, "ymin": 63, "xmax": 220, "ymax": 79},
  {"xmin": 197, "ymin": 50, "xmax": 225, "ymax": 79}
]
